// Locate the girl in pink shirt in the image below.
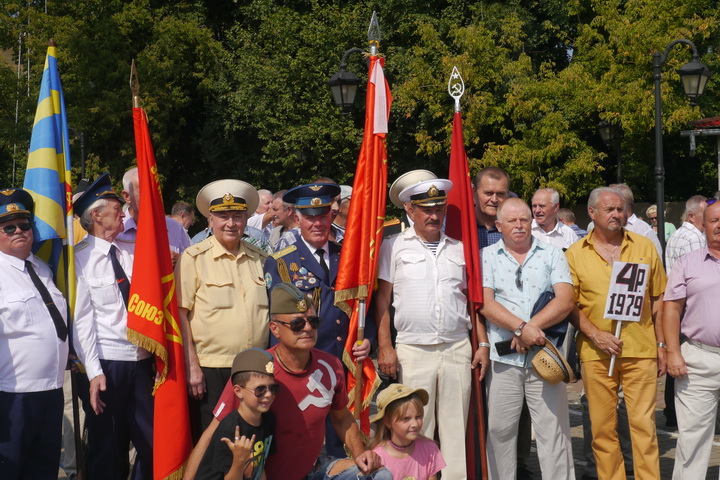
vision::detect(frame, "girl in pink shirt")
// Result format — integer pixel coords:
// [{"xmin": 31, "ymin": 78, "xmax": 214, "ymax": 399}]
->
[{"xmin": 369, "ymin": 385, "xmax": 446, "ymax": 480}]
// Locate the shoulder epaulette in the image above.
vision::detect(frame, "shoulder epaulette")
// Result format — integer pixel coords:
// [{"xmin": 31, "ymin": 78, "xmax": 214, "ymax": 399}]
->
[
  {"xmin": 75, "ymin": 240, "xmax": 90, "ymax": 252},
  {"xmin": 383, "ymin": 218, "xmax": 401, "ymax": 227},
  {"xmin": 242, "ymin": 240, "xmax": 269, "ymax": 258},
  {"xmin": 187, "ymin": 239, "xmax": 213, "ymax": 257},
  {"xmin": 270, "ymin": 244, "xmax": 297, "ymax": 260}
]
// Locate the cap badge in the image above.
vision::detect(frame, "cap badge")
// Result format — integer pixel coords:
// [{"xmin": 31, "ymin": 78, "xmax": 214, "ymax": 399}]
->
[
  {"xmin": 222, "ymin": 193, "xmax": 234, "ymax": 204},
  {"xmin": 310, "ymin": 197, "xmax": 322, "ymax": 206},
  {"xmin": 309, "ymin": 185, "xmax": 322, "ymax": 192},
  {"xmin": 297, "ymin": 299, "xmax": 308, "ymax": 312},
  {"xmin": 428, "ymin": 185, "xmax": 439, "ymax": 197},
  {"xmin": 0, "ymin": 190, "xmax": 14, "ymax": 196},
  {"xmin": 6, "ymin": 203, "xmax": 18, "ymax": 212},
  {"xmin": 265, "ymin": 362, "xmax": 274, "ymax": 374}
]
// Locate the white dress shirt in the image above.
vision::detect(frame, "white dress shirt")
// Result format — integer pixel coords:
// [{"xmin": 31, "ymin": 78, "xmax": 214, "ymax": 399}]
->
[
  {"xmin": 531, "ymin": 219, "xmax": 579, "ymax": 250},
  {"xmin": 665, "ymin": 221, "xmax": 706, "ymax": 273},
  {"xmin": 377, "ymin": 227, "xmax": 471, "ymax": 345},
  {"xmin": 74, "ymin": 235, "xmax": 149, "ymax": 381},
  {"xmin": 0, "ymin": 251, "xmax": 68, "ymax": 392}
]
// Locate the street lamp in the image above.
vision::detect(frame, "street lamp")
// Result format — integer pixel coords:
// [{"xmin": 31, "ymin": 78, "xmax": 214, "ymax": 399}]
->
[
  {"xmin": 328, "ymin": 48, "xmax": 363, "ymax": 114},
  {"xmin": 597, "ymin": 120, "xmax": 622, "ymax": 183},
  {"xmin": 328, "ymin": 13, "xmax": 382, "ymax": 114},
  {"xmin": 653, "ymin": 39, "xmax": 713, "ymax": 259}
]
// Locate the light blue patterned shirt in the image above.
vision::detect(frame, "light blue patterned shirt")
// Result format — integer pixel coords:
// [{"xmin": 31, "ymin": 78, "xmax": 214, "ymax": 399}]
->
[{"xmin": 482, "ymin": 238, "xmax": 572, "ymax": 367}]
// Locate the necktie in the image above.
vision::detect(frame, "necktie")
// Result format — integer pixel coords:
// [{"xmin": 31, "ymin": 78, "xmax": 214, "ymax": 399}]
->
[
  {"xmin": 25, "ymin": 261, "xmax": 68, "ymax": 341},
  {"xmin": 109, "ymin": 245, "xmax": 131, "ymax": 308},
  {"xmin": 315, "ymin": 248, "xmax": 330, "ymax": 278}
]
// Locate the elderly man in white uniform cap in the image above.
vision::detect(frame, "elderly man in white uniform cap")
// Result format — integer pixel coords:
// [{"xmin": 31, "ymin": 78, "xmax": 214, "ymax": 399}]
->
[
  {"xmin": 175, "ymin": 179, "xmax": 270, "ymax": 438},
  {"xmin": 375, "ymin": 177, "xmax": 484, "ymax": 480}
]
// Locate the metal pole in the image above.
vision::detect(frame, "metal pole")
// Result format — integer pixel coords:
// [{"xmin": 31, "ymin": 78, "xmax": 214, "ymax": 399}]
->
[{"xmin": 653, "ymin": 51, "xmax": 666, "ymax": 262}]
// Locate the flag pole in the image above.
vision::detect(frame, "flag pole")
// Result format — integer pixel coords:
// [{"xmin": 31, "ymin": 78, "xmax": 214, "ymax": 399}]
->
[{"xmin": 447, "ymin": 66, "xmax": 488, "ymax": 479}]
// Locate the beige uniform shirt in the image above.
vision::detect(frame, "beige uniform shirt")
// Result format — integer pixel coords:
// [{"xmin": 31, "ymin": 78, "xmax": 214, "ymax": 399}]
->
[{"xmin": 176, "ymin": 236, "xmax": 269, "ymax": 367}]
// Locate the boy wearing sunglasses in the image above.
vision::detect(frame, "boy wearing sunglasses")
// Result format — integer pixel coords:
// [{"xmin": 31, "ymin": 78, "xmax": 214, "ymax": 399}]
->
[{"xmin": 196, "ymin": 348, "xmax": 277, "ymax": 480}]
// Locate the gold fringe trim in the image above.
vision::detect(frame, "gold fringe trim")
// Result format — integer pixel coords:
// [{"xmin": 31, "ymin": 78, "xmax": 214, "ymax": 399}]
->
[
  {"xmin": 343, "ymin": 349, "xmax": 382, "ymax": 412},
  {"xmin": 333, "ymin": 285, "xmax": 368, "ymax": 318},
  {"xmin": 160, "ymin": 464, "xmax": 185, "ymax": 480},
  {"xmin": 127, "ymin": 329, "xmax": 168, "ymax": 395},
  {"xmin": 277, "ymin": 259, "xmax": 291, "ymax": 283}
]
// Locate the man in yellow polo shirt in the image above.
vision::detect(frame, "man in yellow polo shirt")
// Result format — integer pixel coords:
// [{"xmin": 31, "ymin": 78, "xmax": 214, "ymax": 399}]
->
[
  {"xmin": 566, "ymin": 187, "xmax": 666, "ymax": 480},
  {"xmin": 176, "ymin": 179, "xmax": 270, "ymax": 439}
]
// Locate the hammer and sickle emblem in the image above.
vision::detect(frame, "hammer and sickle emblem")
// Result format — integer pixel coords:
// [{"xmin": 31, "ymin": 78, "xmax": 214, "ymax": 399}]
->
[{"xmin": 297, "ymin": 359, "xmax": 338, "ymax": 411}]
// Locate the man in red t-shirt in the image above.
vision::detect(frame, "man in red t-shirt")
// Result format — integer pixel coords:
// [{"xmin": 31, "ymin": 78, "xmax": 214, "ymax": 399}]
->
[{"xmin": 184, "ymin": 283, "xmax": 390, "ymax": 480}]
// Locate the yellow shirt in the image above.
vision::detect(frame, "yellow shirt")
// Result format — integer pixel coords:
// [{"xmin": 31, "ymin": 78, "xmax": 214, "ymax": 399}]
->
[
  {"xmin": 176, "ymin": 236, "xmax": 269, "ymax": 368},
  {"xmin": 565, "ymin": 229, "xmax": 666, "ymax": 362}
]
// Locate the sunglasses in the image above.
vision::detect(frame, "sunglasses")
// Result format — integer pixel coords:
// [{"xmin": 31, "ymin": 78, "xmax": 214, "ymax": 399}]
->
[
  {"xmin": 273, "ymin": 316, "xmax": 320, "ymax": 332},
  {"xmin": 1, "ymin": 222, "xmax": 32, "ymax": 235},
  {"xmin": 707, "ymin": 198, "xmax": 719, "ymax": 206},
  {"xmin": 515, "ymin": 266, "xmax": 523, "ymax": 291},
  {"xmin": 242, "ymin": 384, "xmax": 280, "ymax": 398}
]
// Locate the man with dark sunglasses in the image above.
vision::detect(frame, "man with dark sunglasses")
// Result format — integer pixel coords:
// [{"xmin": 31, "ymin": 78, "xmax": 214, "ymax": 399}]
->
[
  {"xmin": 183, "ymin": 283, "xmax": 390, "ymax": 480},
  {"xmin": 0, "ymin": 188, "xmax": 69, "ymax": 479},
  {"xmin": 480, "ymin": 198, "xmax": 576, "ymax": 479}
]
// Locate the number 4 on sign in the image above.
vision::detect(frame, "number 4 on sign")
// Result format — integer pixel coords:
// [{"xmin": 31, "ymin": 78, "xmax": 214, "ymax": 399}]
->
[{"xmin": 604, "ymin": 262, "xmax": 650, "ymax": 376}]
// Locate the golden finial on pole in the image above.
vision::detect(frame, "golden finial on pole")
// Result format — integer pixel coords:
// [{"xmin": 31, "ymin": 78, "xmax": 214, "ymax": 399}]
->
[{"xmin": 130, "ymin": 59, "xmax": 141, "ymax": 108}]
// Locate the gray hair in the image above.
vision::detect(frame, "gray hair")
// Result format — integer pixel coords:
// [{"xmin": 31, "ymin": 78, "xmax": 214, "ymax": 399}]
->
[
  {"xmin": 496, "ymin": 197, "xmax": 531, "ymax": 222},
  {"xmin": 608, "ymin": 183, "xmax": 634, "ymax": 210},
  {"xmin": 533, "ymin": 188, "xmax": 560, "ymax": 206},
  {"xmin": 273, "ymin": 189, "xmax": 295, "ymax": 212},
  {"xmin": 79, "ymin": 198, "xmax": 113, "ymax": 231},
  {"xmin": 686, "ymin": 195, "xmax": 707, "ymax": 215},
  {"xmin": 588, "ymin": 187, "xmax": 625, "ymax": 212},
  {"xmin": 122, "ymin": 167, "xmax": 138, "ymax": 193},
  {"xmin": 557, "ymin": 208, "xmax": 575, "ymax": 224}
]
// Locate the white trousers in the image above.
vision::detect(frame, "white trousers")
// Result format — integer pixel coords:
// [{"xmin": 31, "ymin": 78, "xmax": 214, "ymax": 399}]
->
[
  {"xmin": 486, "ymin": 361, "xmax": 575, "ymax": 480},
  {"xmin": 673, "ymin": 341, "xmax": 720, "ymax": 479},
  {"xmin": 397, "ymin": 337, "xmax": 471, "ymax": 480}
]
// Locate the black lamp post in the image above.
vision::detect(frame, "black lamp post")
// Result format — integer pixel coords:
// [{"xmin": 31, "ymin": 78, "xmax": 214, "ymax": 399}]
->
[
  {"xmin": 328, "ymin": 47, "xmax": 363, "ymax": 114},
  {"xmin": 597, "ymin": 120, "xmax": 622, "ymax": 184},
  {"xmin": 653, "ymin": 39, "xmax": 713, "ymax": 259}
]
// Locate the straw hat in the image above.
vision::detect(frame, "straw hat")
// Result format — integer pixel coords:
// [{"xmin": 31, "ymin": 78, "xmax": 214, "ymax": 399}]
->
[
  {"xmin": 531, "ymin": 341, "xmax": 574, "ymax": 385},
  {"xmin": 370, "ymin": 384, "xmax": 429, "ymax": 423}
]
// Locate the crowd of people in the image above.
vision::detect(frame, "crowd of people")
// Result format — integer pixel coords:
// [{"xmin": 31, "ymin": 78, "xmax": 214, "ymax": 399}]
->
[{"xmin": 1, "ymin": 163, "xmax": 719, "ymax": 480}]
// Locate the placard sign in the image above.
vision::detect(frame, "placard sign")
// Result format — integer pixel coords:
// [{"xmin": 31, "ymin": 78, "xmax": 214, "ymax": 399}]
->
[{"xmin": 604, "ymin": 262, "xmax": 649, "ymax": 322}]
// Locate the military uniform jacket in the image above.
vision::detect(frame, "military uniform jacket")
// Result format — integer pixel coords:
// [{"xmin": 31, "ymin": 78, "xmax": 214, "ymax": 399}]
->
[{"xmin": 263, "ymin": 232, "xmax": 376, "ymax": 359}]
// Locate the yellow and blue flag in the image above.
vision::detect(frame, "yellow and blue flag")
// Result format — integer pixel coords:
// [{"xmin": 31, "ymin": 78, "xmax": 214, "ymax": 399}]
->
[{"xmin": 23, "ymin": 42, "xmax": 75, "ymax": 301}]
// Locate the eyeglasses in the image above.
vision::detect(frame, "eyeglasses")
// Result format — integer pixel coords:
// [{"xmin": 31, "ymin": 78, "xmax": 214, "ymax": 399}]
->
[
  {"xmin": 1, "ymin": 222, "xmax": 32, "ymax": 235},
  {"xmin": 242, "ymin": 384, "xmax": 280, "ymax": 398},
  {"xmin": 515, "ymin": 266, "xmax": 523, "ymax": 290},
  {"xmin": 273, "ymin": 316, "xmax": 320, "ymax": 332}
]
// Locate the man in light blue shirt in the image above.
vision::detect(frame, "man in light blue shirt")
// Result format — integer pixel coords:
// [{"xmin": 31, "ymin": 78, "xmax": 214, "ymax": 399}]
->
[{"xmin": 480, "ymin": 198, "xmax": 575, "ymax": 480}]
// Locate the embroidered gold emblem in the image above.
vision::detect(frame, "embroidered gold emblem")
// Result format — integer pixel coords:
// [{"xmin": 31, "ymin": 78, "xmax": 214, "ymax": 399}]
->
[
  {"xmin": 290, "ymin": 263, "xmax": 299, "ymax": 272},
  {"xmin": 0, "ymin": 190, "xmax": 14, "ymax": 196},
  {"xmin": 222, "ymin": 193, "xmax": 234, "ymax": 204},
  {"xmin": 310, "ymin": 197, "xmax": 321, "ymax": 206},
  {"xmin": 6, "ymin": 203, "xmax": 18, "ymax": 212},
  {"xmin": 265, "ymin": 362, "xmax": 274, "ymax": 374},
  {"xmin": 428, "ymin": 185, "xmax": 439, "ymax": 197},
  {"xmin": 309, "ymin": 185, "xmax": 322, "ymax": 192}
]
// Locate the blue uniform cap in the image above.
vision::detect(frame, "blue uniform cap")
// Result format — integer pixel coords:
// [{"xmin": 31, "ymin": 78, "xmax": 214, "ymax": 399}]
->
[
  {"xmin": 0, "ymin": 188, "xmax": 34, "ymax": 222},
  {"xmin": 74, "ymin": 172, "xmax": 122, "ymax": 217},
  {"xmin": 283, "ymin": 183, "xmax": 341, "ymax": 216}
]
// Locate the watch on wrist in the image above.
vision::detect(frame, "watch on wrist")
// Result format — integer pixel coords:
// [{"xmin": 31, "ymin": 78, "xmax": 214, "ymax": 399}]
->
[
  {"xmin": 478, "ymin": 342, "xmax": 491, "ymax": 348},
  {"xmin": 514, "ymin": 321, "xmax": 527, "ymax": 337}
]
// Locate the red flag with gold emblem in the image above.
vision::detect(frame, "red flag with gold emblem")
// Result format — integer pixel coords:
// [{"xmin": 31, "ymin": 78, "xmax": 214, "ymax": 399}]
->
[
  {"xmin": 334, "ymin": 55, "xmax": 391, "ymax": 433},
  {"xmin": 127, "ymin": 106, "xmax": 191, "ymax": 479}
]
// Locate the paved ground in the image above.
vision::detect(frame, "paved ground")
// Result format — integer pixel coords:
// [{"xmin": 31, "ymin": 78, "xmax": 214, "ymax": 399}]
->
[{"xmin": 58, "ymin": 376, "xmax": 720, "ymax": 479}]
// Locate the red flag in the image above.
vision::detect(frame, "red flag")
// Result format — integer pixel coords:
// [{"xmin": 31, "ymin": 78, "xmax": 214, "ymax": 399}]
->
[
  {"xmin": 127, "ymin": 107, "xmax": 191, "ymax": 479},
  {"xmin": 445, "ymin": 111, "xmax": 487, "ymax": 479},
  {"xmin": 334, "ymin": 55, "xmax": 392, "ymax": 433}
]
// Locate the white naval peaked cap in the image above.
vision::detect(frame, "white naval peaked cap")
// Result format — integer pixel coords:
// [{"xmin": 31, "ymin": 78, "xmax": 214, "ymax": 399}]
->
[
  {"xmin": 388, "ymin": 169, "xmax": 438, "ymax": 208},
  {"xmin": 398, "ymin": 178, "xmax": 453, "ymax": 207},
  {"xmin": 196, "ymin": 179, "xmax": 259, "ymax": 218}
]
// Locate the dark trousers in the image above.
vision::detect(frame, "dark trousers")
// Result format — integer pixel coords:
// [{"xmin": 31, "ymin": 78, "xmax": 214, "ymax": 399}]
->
[
  {"xmin": 190, "ymin": 366, "xmax": 231, "ymax": 443},
  {"xmin": 0, "ymin": 388, "xmax": 63, "ymax": 480},
  {"xmin": 80, "ymin": 358, "xmax": 154, "ymax": 480}
]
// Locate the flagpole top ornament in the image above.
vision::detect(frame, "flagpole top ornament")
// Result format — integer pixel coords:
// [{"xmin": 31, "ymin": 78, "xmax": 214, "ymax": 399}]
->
[
  {"xmin": 130, "ymin": 59, "xmax": 141, "ymax": 108},
  {"xmin": 448, "ymin": 66, "xmax": 465, "ymax": 113},
  {"xmin": 368, "ymin": 11, "xmax": 381, "ymax": 55},
  {"xmin": 48, "ymin": 39, "xmax": 56, "ymax": 47}
]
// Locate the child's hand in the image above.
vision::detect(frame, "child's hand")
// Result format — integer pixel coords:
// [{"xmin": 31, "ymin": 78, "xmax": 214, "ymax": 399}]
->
[{"xmin": 221, "ymin": 427, "xmax": 256, "ymax": 466}]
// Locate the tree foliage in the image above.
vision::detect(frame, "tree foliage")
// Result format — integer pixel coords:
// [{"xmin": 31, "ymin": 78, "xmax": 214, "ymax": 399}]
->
[{"xmin": 0, "ymin": 0, "xmax": 718, "ymax": 214}]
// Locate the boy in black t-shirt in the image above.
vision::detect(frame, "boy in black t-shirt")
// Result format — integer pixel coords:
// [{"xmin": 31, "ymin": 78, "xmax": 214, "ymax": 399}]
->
[{"xmin": 196, "ymin": 348, "xmax": 277, "ymax": 480}]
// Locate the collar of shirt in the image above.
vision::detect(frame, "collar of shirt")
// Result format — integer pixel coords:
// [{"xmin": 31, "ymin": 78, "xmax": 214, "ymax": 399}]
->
[
  {"xmin": 681, "ymin": 221, "xmax": 702, "ymax": 236},
  {"xmin": 404, "ymin": 225, "xmax": 449, "ymax": 249},
  {"xmin": 86, "ymin": 234, "xmax": 116, "ymax": 256},
  {"xmin": 301, "ymin": 236, "xmax": 329, "ymax": 263},
  {"xmin": 531, "ymin": 218, "xmax": 562, "ymax": 236},
  {"xmin": 495, "ymin": 236, "xmax": 547, "ymax": 260},
  {"xmin": 123, "ymin": 216, "xmax": 137, "ymax": 234},
  {"xmin": 580, "ymin": 228, "xmax": 636, "ymax": 255},
  {"xmin": 210, "ymin": 235, "xmax": 250, "ymax": 260},
  {"xmin": 0, "ymin": 249, "xmax": 29, "ymax": 271}
]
